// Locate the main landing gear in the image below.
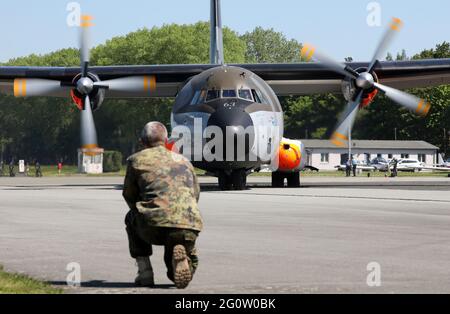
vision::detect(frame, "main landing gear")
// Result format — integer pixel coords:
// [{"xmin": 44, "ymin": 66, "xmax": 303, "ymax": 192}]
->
[
  {"xmin": 217, "ymin": 170, "xmax": 301, "ymax": 190},
  {"xmin": 218, "ymin": 169, "xmax": 247, "ymax": 190},
  {"xmin": 271, "ymin": 171, "xmax": 300, "ymax": 188}
]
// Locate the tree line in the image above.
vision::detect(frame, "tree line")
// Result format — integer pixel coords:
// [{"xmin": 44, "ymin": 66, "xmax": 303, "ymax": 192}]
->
[{"xmin": 0, "ymin": 22, "xmax": 448, "ymax": 164}]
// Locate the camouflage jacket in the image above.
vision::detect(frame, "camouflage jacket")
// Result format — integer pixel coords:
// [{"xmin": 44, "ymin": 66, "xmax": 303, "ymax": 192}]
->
[{"xmin": 123, "ymin": 145, "xmax": 203, "ymax": 232}]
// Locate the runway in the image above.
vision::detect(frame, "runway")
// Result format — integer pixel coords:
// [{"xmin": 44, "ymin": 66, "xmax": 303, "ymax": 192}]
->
[{"xmin": 0, "ymin": 176, "xmax": 450, "ymax": 294}]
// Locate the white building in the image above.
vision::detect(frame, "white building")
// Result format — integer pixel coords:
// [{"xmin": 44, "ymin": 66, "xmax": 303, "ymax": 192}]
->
[
  {"xmin": 77, "ymin": 147, "xmax": 104, "ymax": 174},
  {"xmin": 301, "ymin": 140, "xmax": 439, "ymax": 171}
]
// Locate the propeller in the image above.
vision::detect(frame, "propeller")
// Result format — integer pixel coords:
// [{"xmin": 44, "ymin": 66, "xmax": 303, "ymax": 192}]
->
[
  {"xmin": 301, "ymin": 17, "xmax": 431, "ymax": 147},
  {"xmin": 80, "ymin": 95, "xmax": 98, "ymax": 148},
  {"xmin": 12, "ymin": 15, "xmax": 158, "ymax": 150},
  {"xmin": 373, "ymin": 82, "xmax": 430, "ymax": 116},
  {"xmin": 67, "ymin": 15, "xmax": 98, "ymax": 150},
  {"xmin": 330, "ymin": 91, "xmax": 364, "ymax": 147},
  {"xmin": 368, "ymin": 17, "xmax": 403, "ymax": 72},
  {"xmin": 301, "ymin": 43, "xmax": 359, "ymax": 80}
]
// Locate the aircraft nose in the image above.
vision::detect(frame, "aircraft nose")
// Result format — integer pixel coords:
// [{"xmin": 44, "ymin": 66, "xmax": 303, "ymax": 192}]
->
[
  {"xmin": 208, "ymin": 107, "xmax": 254, "ymax": 131},
  {"xmin": 207, "ymin": 107, "xmax": 255, "ymax": 160}
]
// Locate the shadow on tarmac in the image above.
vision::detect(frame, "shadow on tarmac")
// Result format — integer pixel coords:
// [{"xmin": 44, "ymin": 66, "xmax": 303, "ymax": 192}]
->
[{"xmin": 49, "ymin": 280, "xmax": 175, "ymax": 289}]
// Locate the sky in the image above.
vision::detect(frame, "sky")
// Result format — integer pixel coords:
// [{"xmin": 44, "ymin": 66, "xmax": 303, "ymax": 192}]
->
[{"xmin": 0, "ymin": 0, "xmax": 448, "ymax": 63}]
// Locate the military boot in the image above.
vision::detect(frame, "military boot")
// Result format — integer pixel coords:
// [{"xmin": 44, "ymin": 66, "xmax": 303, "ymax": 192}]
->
[
  {"xmin": 172, "ymin": 245, "xmax": 192, "ymax": 289},
  {"xmin": 135, "ymin": 256, "xmax": 154, "ymax": 287}
]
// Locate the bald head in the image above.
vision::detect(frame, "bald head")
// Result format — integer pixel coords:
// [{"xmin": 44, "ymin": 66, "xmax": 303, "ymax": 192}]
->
[{"xmin": 140, "ymin": 122, "xmax": 168, "ymax": 148}]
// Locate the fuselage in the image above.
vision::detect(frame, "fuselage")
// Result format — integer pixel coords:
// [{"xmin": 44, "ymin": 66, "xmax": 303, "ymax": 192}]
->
[{"xmin": 170, "ymin": 65, "xmax": 284, "ymax": 174}]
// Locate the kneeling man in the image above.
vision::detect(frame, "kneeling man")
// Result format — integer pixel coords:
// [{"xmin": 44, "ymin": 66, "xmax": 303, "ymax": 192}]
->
[{"xmin": 123, "ymin": 122, "xmax": 203, "ymax": 289}]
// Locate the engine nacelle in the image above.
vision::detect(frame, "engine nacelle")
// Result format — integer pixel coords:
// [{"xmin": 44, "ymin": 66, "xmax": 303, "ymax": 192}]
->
[
  {"xmin": 277, "ymin": 138, "xmax": 305, "ymax": 172},
  {"xmin": 341, "ymin": 68, "xmax": 379, "ymax": 109},
  {"xmin": 71, "ymin": 73, "xmax": 105, "ymax": 111},
  {"xmin": 359, "ymin": 89, "xmax": 378, "ymax": 109}
]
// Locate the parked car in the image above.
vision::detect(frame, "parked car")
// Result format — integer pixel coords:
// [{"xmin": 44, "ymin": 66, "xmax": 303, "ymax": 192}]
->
[
  {"xmin": 335, "ymin": 160, "xmax": 375, "ymax": 171},
  {"xmin": 370, "ymin": 157, "xmax": 389, "ymax": 171},
  {"xmin": 445, "ymin": 158, "xmax": 450, "ymax": 168},
  {"xmin": 394, "ymin": 159, "xmax": 424, "ymax": 172}
]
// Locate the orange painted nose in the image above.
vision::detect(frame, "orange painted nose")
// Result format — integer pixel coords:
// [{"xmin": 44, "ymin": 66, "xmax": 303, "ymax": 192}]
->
[{"xmin": 278, "ymin": 143, "xmax": 301, "ymax": 171}]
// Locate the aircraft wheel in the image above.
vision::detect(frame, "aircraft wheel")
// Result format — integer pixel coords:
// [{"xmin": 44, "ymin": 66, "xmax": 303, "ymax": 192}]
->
[
  {"xmin": 218, "ymin": 172, "xmax": 233, "ymax": 190},
  {"xmin": 232, "ymin": 169, "xmax": 247, "ymax": 190},
  {"xmin": 271, "ymin": 171, "xmax": 285, "ymax": 187},
  {"xmin": 287, "ymin": 172, "xmax": 300, "ymax": 187}
]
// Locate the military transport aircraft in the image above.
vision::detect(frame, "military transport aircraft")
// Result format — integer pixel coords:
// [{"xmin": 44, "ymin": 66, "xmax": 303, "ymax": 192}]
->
[{"xmin": 1, "ymin": 0, "xmax": 449, "ymax": 190}]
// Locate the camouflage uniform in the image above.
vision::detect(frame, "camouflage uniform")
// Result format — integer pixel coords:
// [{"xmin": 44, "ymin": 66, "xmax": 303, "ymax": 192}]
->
[{"xmin": 123, "ymin": 145, "xmax": 203, "ymax": 279}]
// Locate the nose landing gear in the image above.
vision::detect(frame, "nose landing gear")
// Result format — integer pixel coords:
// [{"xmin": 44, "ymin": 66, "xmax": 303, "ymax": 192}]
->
[
  {"xmin": 271, "ymin": 171, "xmax": 300, "ymax": 188},
  {"xmin": 218, "ymin": 169, "xmax": 247, "ymax": 190}
]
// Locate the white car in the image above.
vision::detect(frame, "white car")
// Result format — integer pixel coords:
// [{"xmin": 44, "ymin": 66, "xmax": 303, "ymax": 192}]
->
[
  {"xmin": 445, "ymin": 158, "xmax": 450, "ymax": 168},
  {"xmin": 394, "ymin": 159, "xmax": 424, "ymax": 172}
]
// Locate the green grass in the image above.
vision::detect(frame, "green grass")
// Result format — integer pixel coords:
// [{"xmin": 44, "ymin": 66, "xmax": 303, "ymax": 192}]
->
[
  {"xmin": 15, "ymin": 165, "xmax": 448, "ymax": 178},
  {"xmin": 299, "ymin": 170, "xmax": 449, "ymax": 177},
  {"xmin": 23, "ymin": 165, "xmax": 124, "ymax": 177},
  {"xmin": 0, "ymin": 265, "xmax": 62, "ymax": 294},
  {"xmin": 20, "ymin": 165, "xmax": 204, "ymax": 177},
  {"xmin": 39, "ymin": 165, "xmax": 79, "ymax": 176}
]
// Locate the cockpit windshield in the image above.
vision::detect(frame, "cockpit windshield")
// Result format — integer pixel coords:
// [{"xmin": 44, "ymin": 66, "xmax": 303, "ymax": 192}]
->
[
  {"xmin": 190, "ymin": 90, "xmax": 201, "ymax": 105},
  {"xmin": 206, "ymin": 90, "xmax": 220, "ymax": 101},
  {"xmin": 238, "ymin": 89, "xmax": 253, "ymax": 101},
  {"xmin": 190, "ymin": 88, "xmax": 266, "ymax": 104},
  {"xmin": 222, "ymin": 89, "xmax": 237, "ymax": 98}
]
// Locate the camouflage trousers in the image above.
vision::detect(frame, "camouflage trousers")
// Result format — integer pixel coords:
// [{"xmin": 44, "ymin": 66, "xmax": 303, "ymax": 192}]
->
[{"xmin": 125, "ymin": 210, "xmax": 199, "ymax": 279}]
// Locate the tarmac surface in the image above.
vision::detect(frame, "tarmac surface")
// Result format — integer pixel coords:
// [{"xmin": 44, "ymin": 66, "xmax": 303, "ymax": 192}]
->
[{"xmin": 0, "ymin": 175, "xmax": 450, "ymax": 294}]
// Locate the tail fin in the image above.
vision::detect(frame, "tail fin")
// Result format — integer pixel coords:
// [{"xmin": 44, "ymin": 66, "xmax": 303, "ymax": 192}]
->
[{"xmin": 210, "ymin": 0, "xmax": 224, "ymax": 64}]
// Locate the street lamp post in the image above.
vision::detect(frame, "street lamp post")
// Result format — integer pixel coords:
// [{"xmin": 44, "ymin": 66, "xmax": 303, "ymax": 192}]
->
[
  {"xmin": 348, "ymin": 126, "xmax": 352, "ymax": 164},
  {"xmin": 445, "ymin": 128, "xmax": 450, "ymax": 158},
  {"xmin": 448, "ymin": 130, "xmax": 450, "ymax": 158}
]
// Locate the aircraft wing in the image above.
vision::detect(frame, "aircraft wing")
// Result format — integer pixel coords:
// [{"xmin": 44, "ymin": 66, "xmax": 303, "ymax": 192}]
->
[
  {"xmin": 249, "ymin": 59, "xmax": 450, "ymax": 95},
  {"xmin": 0, "ymin": 64, "xmax": 210, "ymax": 98},
  {"xmin": 0, "ymin": 59, "xmax": 449, "ymax": 98},
  {"xmin": 422, "ymin": 166, "xmax": 450, "ymax": 172}
]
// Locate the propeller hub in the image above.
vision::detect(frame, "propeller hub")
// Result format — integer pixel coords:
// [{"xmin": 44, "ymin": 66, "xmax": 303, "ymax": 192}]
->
[
  {"xmin": 355, "ymin": 72, "xmax": 375, "ymax": 89},
  {"xmin": 77, "ymin": 77, "xmax": 94, "ymax": 95}
]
